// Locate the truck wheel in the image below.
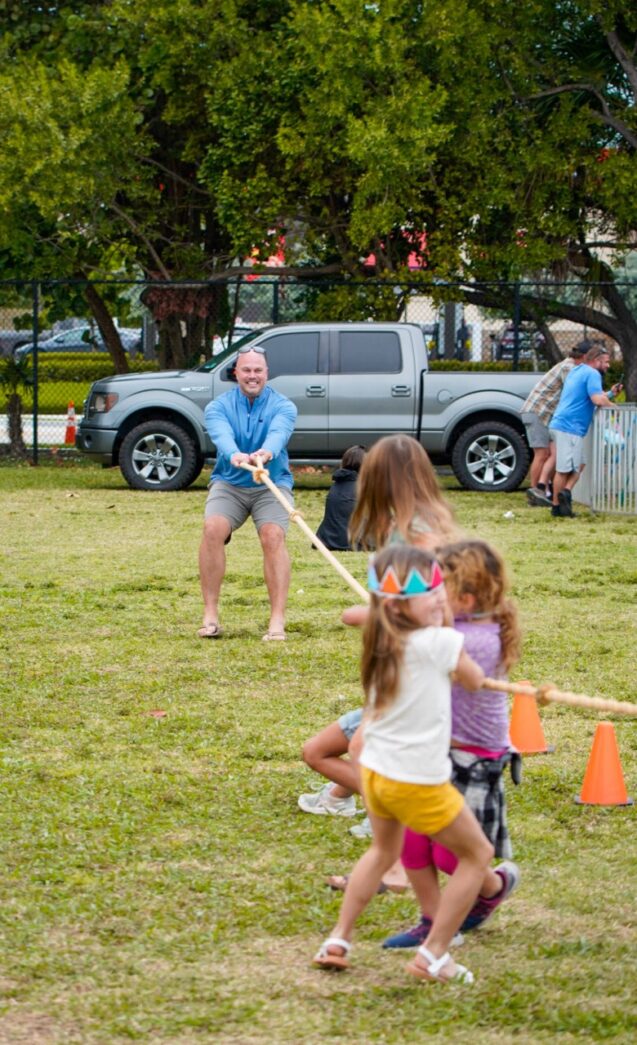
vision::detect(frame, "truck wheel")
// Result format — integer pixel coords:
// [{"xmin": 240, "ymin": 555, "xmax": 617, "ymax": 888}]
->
[
  {"xmin": 451, "ymin": 421, "xmax": 529, "ymax": 493},
  {"xmin": 119, "ymin": 420, "xmax": 202, "ymax": 491}
]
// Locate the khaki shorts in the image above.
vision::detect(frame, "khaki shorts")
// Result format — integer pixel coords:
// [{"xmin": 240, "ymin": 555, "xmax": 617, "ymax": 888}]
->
[
  {"xmin": 204, "ymin": 481, "xmax": 293, "ymax": 533},
  {"xmin": 550, "ymin": 429, "xmax": 586, "ymax": 474},
  {"xmin": 361, "ymin": 766, "xmax": 464, "ymax": 836}
]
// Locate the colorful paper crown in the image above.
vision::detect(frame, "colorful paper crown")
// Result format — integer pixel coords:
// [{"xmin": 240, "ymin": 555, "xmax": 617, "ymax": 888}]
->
[{"xmin": 367, "ymin": 560, "xmax": 444, "ymax": 599}]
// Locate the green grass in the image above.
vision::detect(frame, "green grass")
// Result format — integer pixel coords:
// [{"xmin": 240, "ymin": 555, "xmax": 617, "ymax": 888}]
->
[{"xmin": 1, "ymin": 462, "xmax": 636, "ymax": 1043}]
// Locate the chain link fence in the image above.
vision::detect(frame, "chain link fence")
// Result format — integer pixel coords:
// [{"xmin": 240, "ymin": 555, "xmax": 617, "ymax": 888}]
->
[{"xmin": 0, "ymin": 276, "xmax": 628, "ymax": 458}]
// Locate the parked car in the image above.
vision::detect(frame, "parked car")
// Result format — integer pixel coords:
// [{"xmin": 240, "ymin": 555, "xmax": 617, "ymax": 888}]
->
[
  {"xmin": 491, "ymin": 324, "xmax": 546, "ymax": 364},
  {"xmin": 14, "ymin": 325, "xmax": 141, "ymax": 361},
  {"xmin": 0, "ymin": 328, "xmax": 51, "ymax": 357}
]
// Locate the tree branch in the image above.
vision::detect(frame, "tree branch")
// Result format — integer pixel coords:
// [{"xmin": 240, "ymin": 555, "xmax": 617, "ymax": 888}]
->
[
  {"xmin": 525, "ymin": 82, "xmax": 637, "ymax": 149},
  {"xmin": 604, "ymin": 29, "xmax": 637, "ymax": 97},
  {"xmin": 138, "ymin": 156, "xmax": 212, "ymax": 197},
  {"xmin": 108, "ymin": 201, "xmax": 172, "ymax": 279}
]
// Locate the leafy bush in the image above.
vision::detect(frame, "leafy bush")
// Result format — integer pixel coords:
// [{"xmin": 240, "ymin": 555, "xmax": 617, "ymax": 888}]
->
[
  {"xmin": 429, "ymin": 359, "xmax": 535, "ymax": 372},
  {"xmin": 34, "ymin": 353, "xmax": 160, "ymax": 382}
]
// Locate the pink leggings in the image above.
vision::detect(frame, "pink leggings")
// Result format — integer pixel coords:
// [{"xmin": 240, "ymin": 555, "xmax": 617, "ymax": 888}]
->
[{"xmin": 401, "ymin": 827, "xmax": 458, "ymax": 876}]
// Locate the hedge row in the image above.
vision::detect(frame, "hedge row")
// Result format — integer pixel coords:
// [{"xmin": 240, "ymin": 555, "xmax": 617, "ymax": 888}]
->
[
  {"xmin": 429, "ymin": 359, "xmax": 535, "ymax": 372},
  {"xmin": 33, "ymin": 354, "xmax": 160, "ymax": 382},
  {"xmin": 429, "ymin": 359, "xmax": 625, "ymax": 384}
]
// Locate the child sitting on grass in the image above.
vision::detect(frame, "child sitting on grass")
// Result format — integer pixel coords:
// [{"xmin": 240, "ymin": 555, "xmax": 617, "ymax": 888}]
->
[{"xmin": 315, "ymin": 444, "xmax": 366, "ymax": 551}]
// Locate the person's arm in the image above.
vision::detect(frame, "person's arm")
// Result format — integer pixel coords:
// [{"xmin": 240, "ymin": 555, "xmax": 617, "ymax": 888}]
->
[
  {"xmin": 592, "ymin": 382, "xmax": 622, "ymax": 407},
  {"xmin": 251, "ymin": 397, "xmax": 297, "ymax": 462},
  {"xmin": 348, "ymin": 723, "xmax": 364, "ymax": 765},
  {"xmin": 451, "ymin": 648, "xmax": 485, "ymax": 691},
  {"xmin": 342, "ymin": 604, "xmax": 369, "ymax": 627},
  {"xmin": 204, "ymin": 398, "xmax": 241, "ymax": 460}
]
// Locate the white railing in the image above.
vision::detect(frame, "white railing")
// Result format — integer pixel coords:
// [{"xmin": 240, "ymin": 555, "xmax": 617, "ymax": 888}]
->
[{"xmin": 575, "ymin": 406, "xmax": 637, "ymax": 514}]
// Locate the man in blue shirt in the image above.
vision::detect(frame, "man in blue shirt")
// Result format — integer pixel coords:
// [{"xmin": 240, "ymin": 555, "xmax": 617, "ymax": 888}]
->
[
  {"xmin": 549, "ymin": 345, "xmax": 621, "ymax": 517},
  {"xmin": 198, "ymin": 347, "xmax": 297, "ymax": 639}
]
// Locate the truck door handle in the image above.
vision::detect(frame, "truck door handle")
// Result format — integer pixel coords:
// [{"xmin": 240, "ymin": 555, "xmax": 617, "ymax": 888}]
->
[
  {"xmin": 391, "ymin": 384, "xmax": 411, "ymax": 397},
  {"xmin": 306, "ymin": 385, "xmax": 326, "ymax": 397}
]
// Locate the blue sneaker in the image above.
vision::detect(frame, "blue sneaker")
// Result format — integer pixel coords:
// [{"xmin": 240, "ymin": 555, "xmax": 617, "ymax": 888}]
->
[
  {"xmin": 382, "ymin": 916, "xmax": 463, "ymax": 949},
  {"xmin": 461, "ymin": 861, "xmax": 520, "ymax": 930},
  {"xmin": 382, "ymin": 916, "xmax": 432, "ymax": 949}
]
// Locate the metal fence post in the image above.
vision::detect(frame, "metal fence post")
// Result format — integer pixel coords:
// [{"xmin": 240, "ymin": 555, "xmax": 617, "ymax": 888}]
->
[
  {"xmin": 32, "ymin": 280, "xmax": 39, "ymax": 465},
  {"xmin": 512, "ymin": 281, "xmax": 521, "ymax": 371},
  {"xmin": 272, "ymin": 280, "xmax": 280, "ymax": 324}
]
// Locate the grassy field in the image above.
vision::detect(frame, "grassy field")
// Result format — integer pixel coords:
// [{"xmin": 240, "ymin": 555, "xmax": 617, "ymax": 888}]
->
[{"xmin": 1, "ymin": 461, "xmax": 636, "ymax": 1044}]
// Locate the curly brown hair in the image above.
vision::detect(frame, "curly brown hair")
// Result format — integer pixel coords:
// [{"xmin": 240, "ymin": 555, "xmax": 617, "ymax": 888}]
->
[
  {"xmin": 437, "ymin": 539, "xmax": 521, "ymax": 672},
  {"xmin": 361, "ymin": 545, "xmax": 441, "ymax": 718},
  {"xmin": 349, "ymin": 435, "xmax": 459, "ymax": 551}
]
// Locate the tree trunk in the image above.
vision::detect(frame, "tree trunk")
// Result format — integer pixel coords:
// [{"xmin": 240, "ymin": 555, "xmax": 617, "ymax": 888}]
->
[
  {"xmin": 613, "ymin": 328, "xmax": 637, "ymax": 401},
  {"xmin": 85, "ymin": 283, "xmax": 130, "ymax": 374},
  {"xmin": 6, "ymin": 393, "xmax": 28, "ymax": 458},
  {"xmin": 597, "ymin": 279, "xmax": 637, "ymax": 402},
  {"xmin": 534, "ymin": 319, "xmax": 561, "ymax": 366},
  {"xmin": 158, "ymin": 316, "xmax": 188, "ymax": 370},
  {"xmin": 461, "ymin": 280, "xmax": 636, "ymax": 398}
]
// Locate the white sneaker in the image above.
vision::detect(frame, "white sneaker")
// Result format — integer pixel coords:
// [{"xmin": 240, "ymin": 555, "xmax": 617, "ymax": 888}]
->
[
  {"xmin": 298, "ymin": 783, "xmax": 358, "ymax": 817},
  {"xmin": 350, "ymin": 815, "xmax": 372, "ymax": 838}
]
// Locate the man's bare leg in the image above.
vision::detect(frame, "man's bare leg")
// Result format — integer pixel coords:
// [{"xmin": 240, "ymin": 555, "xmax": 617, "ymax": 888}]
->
[
  {"xmin": 530, "ymin": 446, "xmax": 550, "ymax": 488},
  {"xmin": 259, "ymin": 522, "xmax": 290, "ymax": 635},
  {"xmin": 538, "ymin": 441, "xmax": 556, "ymax": 488},
  {"xmin": 199, "ymin": 514, "xmax": 232, "ymax": 627}
]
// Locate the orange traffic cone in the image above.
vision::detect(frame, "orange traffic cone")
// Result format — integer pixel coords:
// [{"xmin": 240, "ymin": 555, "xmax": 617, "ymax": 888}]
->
[
  {"xmin": 575, "ymin": 722, "xmax": 633, "ymax": 806},
  {"xmin": 509, "ymin": 680, "xmax": 555, "ymax": 755},
  {"xmin": 64, "ymin": 401, "xmax": 77, "ymax": 445}
]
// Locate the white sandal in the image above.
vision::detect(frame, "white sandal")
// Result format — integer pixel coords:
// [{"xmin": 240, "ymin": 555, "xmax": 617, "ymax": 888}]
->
[
  {"xmin": 313, "ymin": 936, "xmax": 352, "ymax": 971},
  {"xmin": 406, "ymin": 945, "xmax": 474, "ymax": 985}
]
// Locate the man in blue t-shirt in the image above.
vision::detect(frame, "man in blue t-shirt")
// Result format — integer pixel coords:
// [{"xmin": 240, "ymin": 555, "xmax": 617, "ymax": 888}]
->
[
  {"xmin": 549, "ymin": 345, "xmax": 621, "ymax": 517},
  {"xmin": 198, "ymin": 347, "xmax": 297, "ymax": 640}
]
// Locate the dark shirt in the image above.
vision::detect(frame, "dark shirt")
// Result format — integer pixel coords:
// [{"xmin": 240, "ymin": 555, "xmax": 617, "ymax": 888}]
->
[{"xmin": 316, "ymin": 468, "xmax": 359, "ymax": 550}]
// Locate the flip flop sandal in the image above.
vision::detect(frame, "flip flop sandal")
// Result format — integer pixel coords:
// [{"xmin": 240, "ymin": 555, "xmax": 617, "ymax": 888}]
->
[
  {"xmin": 313, "ymin": 936, "xmax": 352, "ymax": 971},
  {"xmin": 262, "ymin": 631, "xmax": 286, "ymax": 641},
  {"xmin": 406, "ymin": 946, "xmax": 474, "ymax": 985},
  {"xmin": 326, "ymin": 875, "xmax": 389, "ymax": 895},
  {"xmin": 197, "ymin": 623, "xmax": 223, "ymax": 639}
]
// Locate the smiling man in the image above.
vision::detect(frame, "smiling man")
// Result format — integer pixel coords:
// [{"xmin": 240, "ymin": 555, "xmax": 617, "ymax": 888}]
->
[{"xmin": 198, "ymin": 347, "xmax": 297, "ymax": 640}]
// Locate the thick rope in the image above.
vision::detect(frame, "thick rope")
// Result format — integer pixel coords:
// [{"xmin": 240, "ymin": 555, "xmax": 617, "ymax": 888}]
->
[
  {"xmin": 238, "ymin": 458, "xmax": 369, "ymax": 602},
  {"xmin": 482, "ymin": 677, "xmax": 637, "ymax": 717}
]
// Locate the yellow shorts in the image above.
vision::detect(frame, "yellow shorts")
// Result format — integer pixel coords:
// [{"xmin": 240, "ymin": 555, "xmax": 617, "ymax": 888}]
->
[{"xmin": 361, "ymin": 767, "xmax": 464, "ymax": 837}]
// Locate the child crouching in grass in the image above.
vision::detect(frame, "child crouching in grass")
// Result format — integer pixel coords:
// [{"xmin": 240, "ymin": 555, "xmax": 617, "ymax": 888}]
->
[{"xmin": 313, "ymin": 545, "xmax": 493, "ymax": 985}]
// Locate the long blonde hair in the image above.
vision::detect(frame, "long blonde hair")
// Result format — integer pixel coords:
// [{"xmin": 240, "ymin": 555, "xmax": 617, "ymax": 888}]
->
[
  {"xmin": 438, "ymin": 540, "xmax": 521, "ymax": 672},
  {"xmin": 349, "ymin": 435, "xmax": 458, "ymax": 550},
  {"xmin": 361, "ymin": 546, "xmax": 441, "ymax": 718}
]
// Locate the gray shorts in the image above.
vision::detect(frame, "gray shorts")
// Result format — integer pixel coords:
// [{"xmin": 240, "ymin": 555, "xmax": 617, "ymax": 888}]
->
[
  {"xmin": 204, "ymin": 481, "xmax": 293, "ymax": 533},
  {"xmin": 521, "ymin": 411, "xmax": 550, "ymax": 449},
  {"xmin": 550, "ymin": 429, "xmax": 586, "ymax": 473},
  {"xmin": 338, "ymin": 707, "xmax": 363, "ymax": 741}
]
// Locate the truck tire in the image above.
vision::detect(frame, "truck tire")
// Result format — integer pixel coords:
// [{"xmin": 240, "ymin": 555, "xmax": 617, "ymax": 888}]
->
[
  {"xmin": 119, "ymin": 420, "xmax": 202, "ymax": 491},
  {"xmin": 451, "ymin": 421, "xmax": 529, "ymax": 493}
]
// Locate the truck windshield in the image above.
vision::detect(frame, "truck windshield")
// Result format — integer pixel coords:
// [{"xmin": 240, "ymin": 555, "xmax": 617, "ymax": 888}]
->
[{"xmin": 195, "ymin": 329, "xmax": 263, "ymax": 371}]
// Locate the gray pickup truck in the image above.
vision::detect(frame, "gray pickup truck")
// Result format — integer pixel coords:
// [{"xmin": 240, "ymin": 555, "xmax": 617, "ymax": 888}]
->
[{"xmin": 76, "ymin": 322, "xmax": 539, "ymax": 493}]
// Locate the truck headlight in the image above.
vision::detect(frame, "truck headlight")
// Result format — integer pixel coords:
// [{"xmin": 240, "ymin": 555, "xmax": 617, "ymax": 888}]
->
[{"xmin": 89, "ymin": 392, "xmax": 119, "ymax": 416}]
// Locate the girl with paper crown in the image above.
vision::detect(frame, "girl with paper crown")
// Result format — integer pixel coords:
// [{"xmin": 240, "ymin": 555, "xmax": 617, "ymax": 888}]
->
[{"xmin": 313, "ymin": 545, "xmax": 493, "ymax": 985}]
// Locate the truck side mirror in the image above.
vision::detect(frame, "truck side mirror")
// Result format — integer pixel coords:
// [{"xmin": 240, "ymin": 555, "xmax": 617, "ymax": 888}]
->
[{"xmin": 222, "ymin": 364, "xmax": 237, "ymax": 382}]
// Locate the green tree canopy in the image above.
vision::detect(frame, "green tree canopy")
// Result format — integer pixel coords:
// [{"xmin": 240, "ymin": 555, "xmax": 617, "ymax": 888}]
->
[{"xmin": 1, "ymin": 1, "xmax": 637, "ymax": 388}]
